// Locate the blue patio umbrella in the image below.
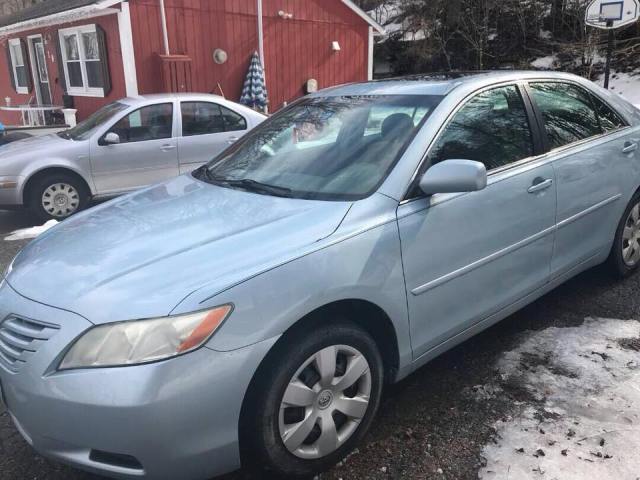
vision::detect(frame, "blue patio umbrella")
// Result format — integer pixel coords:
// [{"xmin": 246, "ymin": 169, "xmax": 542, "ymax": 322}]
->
[{"xmin": 240, "ymin": 51, "xmax": 269, "ymax": 113}]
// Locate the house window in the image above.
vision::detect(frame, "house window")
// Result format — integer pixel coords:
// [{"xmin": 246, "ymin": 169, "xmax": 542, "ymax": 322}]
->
[
  {"xmin": 8, "ymin": 38, "xmax": 29, "ymax": 94},
  {"xmin": 58, "ymin": 24, "xmax": 109, "ymax": 97}
]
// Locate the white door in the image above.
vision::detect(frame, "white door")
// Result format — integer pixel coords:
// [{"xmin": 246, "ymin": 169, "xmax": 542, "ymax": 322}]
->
[{"xmin": 177, "ymin": 101, "xmax": 249, "ymax": 173}]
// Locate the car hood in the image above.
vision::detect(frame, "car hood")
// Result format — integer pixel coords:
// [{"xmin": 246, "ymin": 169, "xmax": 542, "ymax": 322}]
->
[
  {"xmin": 0, "ymin": 133, "xmax": 67, "ymax": 157},
  {"xmin": 7, "ymin": 174, "xmax": 352, "ymax": 324}
]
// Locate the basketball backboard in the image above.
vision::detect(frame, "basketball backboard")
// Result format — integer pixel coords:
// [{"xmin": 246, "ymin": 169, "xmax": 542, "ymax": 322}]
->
[{"xmin": 585, "ymin": 0, "xmax": 640, "ymax": 29}]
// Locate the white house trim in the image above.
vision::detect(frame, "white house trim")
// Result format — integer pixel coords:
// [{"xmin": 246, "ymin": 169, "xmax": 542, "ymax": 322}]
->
[
  {"xmin": 58, "ymin": 24, "xmax": 105, "ymax": 97},
  {"xmin": 341, "ymin": 0, "xmax": 386, "ymax": 35},
  {"xmin": 7, "ymin": 38, "xmax": 28, "ymax": 94},
  {"xmin": 117, "ymin": 1, "xmax": 138, "ymax": 96},
  {"xmin": 0, "ymin": 0, "xmax": 121, "ymax": 37}
]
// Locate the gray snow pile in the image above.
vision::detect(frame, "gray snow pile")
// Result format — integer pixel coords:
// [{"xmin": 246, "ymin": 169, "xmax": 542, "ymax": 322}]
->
[{"xmin": 479, "ymin": 318, "xmax": 640, "ymax": 480}]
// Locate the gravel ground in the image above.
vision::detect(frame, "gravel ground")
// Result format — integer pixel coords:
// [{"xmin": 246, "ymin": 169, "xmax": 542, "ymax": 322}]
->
[{"xmin": 1, "ymin": 210, "xmax": 639, "ymax": 480}]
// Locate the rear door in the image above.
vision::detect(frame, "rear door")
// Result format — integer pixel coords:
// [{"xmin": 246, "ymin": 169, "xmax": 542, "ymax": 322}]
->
[
  {"xmin": 526, "ymin": 81, "xmax": 639, "ymax": 277},
  {"xmin": 177, "ymin": 101, "xmax": 249, "ymax": 173},
  {"xmin": 90, "ymin": 102, "xmax": 179, "ymax": 194},
  {"xmin": 397, "ymin": 84, "xmax": 557, "ymax": 357}
]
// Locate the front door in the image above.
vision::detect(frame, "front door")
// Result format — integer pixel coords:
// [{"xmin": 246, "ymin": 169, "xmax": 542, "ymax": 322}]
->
[
  {"xmin": 397, "ymin": 84, "xmax": 557, "ymax": 358},
  {"xmin": 90, "ymin": 102, "xmax": 179, "ymax": 194},
  {"xmin": 28, "ymin": 36, "xmax": 52, "ymax": 105}
]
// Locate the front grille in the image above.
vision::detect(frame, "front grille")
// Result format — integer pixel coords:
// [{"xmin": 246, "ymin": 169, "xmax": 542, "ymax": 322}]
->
[{"xmin": 0, "ymin": 316, "xmax": 59, "ymax": 372}]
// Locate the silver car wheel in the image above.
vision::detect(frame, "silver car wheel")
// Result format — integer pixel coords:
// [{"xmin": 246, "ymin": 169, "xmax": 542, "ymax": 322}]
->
[
  {"xmin": 278, "ymin": 345, "xmax": 372, "ymax": 460},
  {"xmin": 42, "ymin": 183, "xmax": 79, "ymax": 218},
  {"xmin": 622, "ymin": 202, "xmax": 640, "ymax": 267}
]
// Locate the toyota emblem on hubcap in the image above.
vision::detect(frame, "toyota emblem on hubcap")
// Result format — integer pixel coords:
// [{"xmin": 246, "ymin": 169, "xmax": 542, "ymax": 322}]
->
[{"xmin": 317, "ymin": 390, "xmax": 333, "ymax": 409}]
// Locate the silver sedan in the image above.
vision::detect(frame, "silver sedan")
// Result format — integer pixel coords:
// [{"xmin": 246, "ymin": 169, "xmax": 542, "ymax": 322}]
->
[{"xmin": 0, "ymin": 93, "xmax": 266, "ymax": 220}]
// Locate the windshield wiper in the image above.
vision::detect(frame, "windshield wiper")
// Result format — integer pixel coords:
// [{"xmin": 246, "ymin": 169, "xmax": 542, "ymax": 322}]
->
[{"xmin": 209, "ymin": 174, "xmax": 293, "ymax": 197}]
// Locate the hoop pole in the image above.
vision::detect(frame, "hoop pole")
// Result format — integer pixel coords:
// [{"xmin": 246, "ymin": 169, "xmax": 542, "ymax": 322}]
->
[{"xmin": 604, "ymin": 20, "xmax": 614, "ymax": 89}]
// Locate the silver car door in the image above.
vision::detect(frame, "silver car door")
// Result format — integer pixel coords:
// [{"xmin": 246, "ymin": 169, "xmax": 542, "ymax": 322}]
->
[
  {"xmin": 527, "ymin": 81, "xmax": 640, "ymax": 277},
  {"xmin": 397, "ymin": 84, "xmax": 556, "ymax": 359},
  {"xmin": 177, "ymin": 101, "xmax": 249, "ymax": 174},
  {"xmin": 90, "ymin": 102, "xmax": 179, "ymax": 194}
]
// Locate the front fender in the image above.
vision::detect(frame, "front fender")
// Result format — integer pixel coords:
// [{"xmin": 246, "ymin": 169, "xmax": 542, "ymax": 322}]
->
[
  {"xmin": 172, "ymin": 220, "xmax": 412, "ymax": 372},
  {"xmin": 20, "ymin": 158, "xmax": 95, "ymax": 198}
]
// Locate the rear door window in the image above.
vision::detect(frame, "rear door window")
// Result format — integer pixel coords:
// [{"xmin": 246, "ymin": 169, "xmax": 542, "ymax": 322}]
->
[
  {"xmin": 590, "ymin": 94, "xmax": 627, "ymax": 132},
  {"xmin": 528, "ymin": 82, "xmax": 602, "ymax": 149},
  {"xmin": 181, "ymin": 102, "xmax": 225, "ymax": 136}
]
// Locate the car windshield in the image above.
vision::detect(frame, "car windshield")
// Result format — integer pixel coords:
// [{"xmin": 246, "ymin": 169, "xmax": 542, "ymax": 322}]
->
[
  {"xmin": 197, "ymin": 95, "xmax": 442, "ymax": 200},
  {"xmin": 58, "ymin": 102, "xmax": 128, "ymax": 141}
]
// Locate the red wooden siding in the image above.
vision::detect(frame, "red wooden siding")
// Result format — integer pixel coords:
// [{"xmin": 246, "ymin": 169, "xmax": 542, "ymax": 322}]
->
[
  {"xmin": 129, "ymin": 0, "xmax": 370, "ymax": 111},
  {"xmin": 0, "ymin": 12, "xmax": 126, "ymax": 125}
]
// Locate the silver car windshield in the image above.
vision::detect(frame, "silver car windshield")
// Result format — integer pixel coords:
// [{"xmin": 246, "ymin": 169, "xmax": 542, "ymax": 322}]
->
[
  {"xmin": 199, "ymin": 95, "xmax": 442, "ymax": 200},
  {"xmin": 58, "ymin": 102, "xmax": 128, "ymax": 141}
]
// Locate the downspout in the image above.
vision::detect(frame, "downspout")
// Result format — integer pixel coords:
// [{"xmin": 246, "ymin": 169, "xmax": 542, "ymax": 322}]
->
[
  {"xmin": 159, "ymin": 0, "xmax": 170, "ymax": 55},
  {"xmin": 257, "ymin": 0, "xmax": 267, "ymax": 113},
  {"xmin": 257, "ymin": 0, "xmax": 265, "ymax": 67}
]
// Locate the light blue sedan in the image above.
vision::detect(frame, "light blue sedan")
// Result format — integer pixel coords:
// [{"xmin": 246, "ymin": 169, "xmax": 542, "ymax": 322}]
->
[{"xmin": 1, "ymin": 71, "xmax": 639, "ymax": 479}]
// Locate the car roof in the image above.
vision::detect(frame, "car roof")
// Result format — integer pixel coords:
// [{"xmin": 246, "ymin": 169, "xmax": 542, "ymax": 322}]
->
[
  {"xmin": 117, "ymin": 93, "xmax": 266, "ymax": 117},
  {"xmin": 310, "ymin": 70, "xmax": 590, "ymax": 97}
]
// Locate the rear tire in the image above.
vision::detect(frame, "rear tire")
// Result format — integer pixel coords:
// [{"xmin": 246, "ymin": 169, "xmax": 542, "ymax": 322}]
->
[
  {"xmin": 608, "ymin": 192, "xmax": 640, "ymax": 278},
  {"xmin": 28, "ymin": 173, "xmax": 89, "ymax": 222},
  {"xmin": 245, "ymin": 322, "xmax": 383, "ymax": 478}
]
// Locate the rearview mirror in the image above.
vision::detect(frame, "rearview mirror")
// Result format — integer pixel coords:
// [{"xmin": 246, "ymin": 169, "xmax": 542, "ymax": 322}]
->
[
  {"xmin": 103, "ymin": 132, "xmax": 120, "ymax": 145},
  {"xmin": 419, "ymin": 159, "xmax": 487, "ymax": 195}
]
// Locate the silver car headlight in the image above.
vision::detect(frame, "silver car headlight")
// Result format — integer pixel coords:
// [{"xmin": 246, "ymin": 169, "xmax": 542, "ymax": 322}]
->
[{"xmin": 59, "ymin": 305, "xmax": 233, "ymax": 370}]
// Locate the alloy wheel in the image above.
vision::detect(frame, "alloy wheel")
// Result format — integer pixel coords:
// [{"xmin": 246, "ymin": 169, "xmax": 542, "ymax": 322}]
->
[
  {"xmin": 278, "ymin": 345, "xmax": 372, "ymax": 459},
  {"xmin": 42, "ymin": 183, "xmax": 79, "ymax": 218}
]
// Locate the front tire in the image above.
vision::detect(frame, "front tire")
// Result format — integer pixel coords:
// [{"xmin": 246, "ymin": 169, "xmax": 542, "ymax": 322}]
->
[
  {"xmin": 246, "ymin": 322, "xmax": 383, "ymax": 478},
  {"xmin": 28, "ymin": 173, "xmax": 89, "ymax": 221},
  {"xmin": 608, "ymin": 192, "xmax": 640, "ymax": 278}
]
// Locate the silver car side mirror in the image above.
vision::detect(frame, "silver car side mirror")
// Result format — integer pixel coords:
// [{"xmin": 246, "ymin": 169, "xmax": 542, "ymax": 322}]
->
[
  {"xmin": 103, "ymin": 132, "xmax": 120, "ymax": 145},
  {"xmin": 419, "ymin": 159, "xmax": 487, "ymax": 195}
]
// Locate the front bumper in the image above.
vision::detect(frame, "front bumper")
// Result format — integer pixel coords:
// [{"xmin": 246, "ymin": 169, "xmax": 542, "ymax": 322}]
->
[
  {"xmin": 0, "ymin": 281, "xmax": 276, "ymax": 480},
  {"xmin": 0, "ymin": 175, "xmax": 24, "ymax": 207}
]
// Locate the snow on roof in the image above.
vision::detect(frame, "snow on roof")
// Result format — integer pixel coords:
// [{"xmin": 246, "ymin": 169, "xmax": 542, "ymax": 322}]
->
[{"xmin": 0, "ymin": 0, "xmax": 121, "ymax": 36}]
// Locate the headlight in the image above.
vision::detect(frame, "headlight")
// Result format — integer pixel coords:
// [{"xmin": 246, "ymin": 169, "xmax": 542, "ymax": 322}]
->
[{"xmin": 59, "ymin": 305, "xmax": 233, "ymax": 370}]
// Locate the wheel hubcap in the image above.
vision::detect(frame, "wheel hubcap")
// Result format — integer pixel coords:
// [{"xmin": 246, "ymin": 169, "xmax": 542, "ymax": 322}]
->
[
  {"xmin": 42, "ymin": 183, "xmax": 79, "ymax": 218},
  {"xmin": 623, "ymin": 203, "xmax": 640, "ymax": 267},
  {"xmin": 278, "ymin": 345, "xmax": 372, "ymax": 460}
]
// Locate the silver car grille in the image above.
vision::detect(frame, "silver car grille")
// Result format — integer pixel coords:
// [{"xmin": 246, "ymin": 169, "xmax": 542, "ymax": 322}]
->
[{"xmin": 0, "ymin": 316, "xmax": 59, "ymax": 372}]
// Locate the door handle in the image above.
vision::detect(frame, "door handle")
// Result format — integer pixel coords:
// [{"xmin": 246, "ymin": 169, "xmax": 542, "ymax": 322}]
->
[
  {"xmin": 528, "ymin": 178, "xmax": 553, "ymax": 194},
  {"xmin": 160, "ymin": 144, "xmax": 176, "ymax": 152},
  {"xmin": 622, "ymin": 141, "xmax": 638, "ymax": 154},
  {"xmin": 227, "ymin": 136, "xmax": 239, "ymax": 144}
]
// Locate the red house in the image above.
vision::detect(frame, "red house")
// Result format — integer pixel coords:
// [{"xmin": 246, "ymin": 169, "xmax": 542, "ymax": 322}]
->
[{"xmin": 0, "ymin": 0, "xmax": 384, "ymax": 125}]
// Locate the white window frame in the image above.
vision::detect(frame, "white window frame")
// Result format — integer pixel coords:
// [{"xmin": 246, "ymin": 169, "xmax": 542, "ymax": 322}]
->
[
  {"xmin": 8, "ymin": 38, "xmax": 28, "ymax": 94},
  {"xmin": 58, "ymin": 24, "xmax": 104, "ymax": 98}
]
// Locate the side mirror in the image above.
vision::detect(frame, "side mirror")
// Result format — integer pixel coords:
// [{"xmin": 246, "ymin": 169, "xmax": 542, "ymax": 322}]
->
[
  {"xmin": 419, "ymin": 159, "xmax": 487, "ymax": 195},
  {"xmin": 103, "ymin": 132, "xmax": 120, "ymax": 145}
]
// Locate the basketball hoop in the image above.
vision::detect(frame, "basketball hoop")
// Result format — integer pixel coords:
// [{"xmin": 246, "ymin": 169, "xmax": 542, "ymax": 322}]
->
[{"xmin": 585, "ymin": 0, "xmax": 640, "ymax": 89}]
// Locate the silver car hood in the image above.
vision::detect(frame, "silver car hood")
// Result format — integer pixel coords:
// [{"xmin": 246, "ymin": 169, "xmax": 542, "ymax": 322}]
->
[
  {"xmin": 0, "ymin": 134, "xmax": 67, "ymax": 156},
  {"xmin": 7, "ymin": 174, "xmax": 352, "ymax": 324}
]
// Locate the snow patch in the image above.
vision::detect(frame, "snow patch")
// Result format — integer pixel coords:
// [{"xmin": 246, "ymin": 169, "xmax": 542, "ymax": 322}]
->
[
  {"xmin": 479, "ymin": 318, "xmax": 640, "ymax": 480},
  {"xmin": 599, "ymin": 70, "xmax": 640, "ymax": 105},
  {"xmin": 531, "ymin": 55, "xmax": 558, "ymax": 69},
  {"xmin": 4, "ymin": 220, "xmax": 58, "ymax": 241}
]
